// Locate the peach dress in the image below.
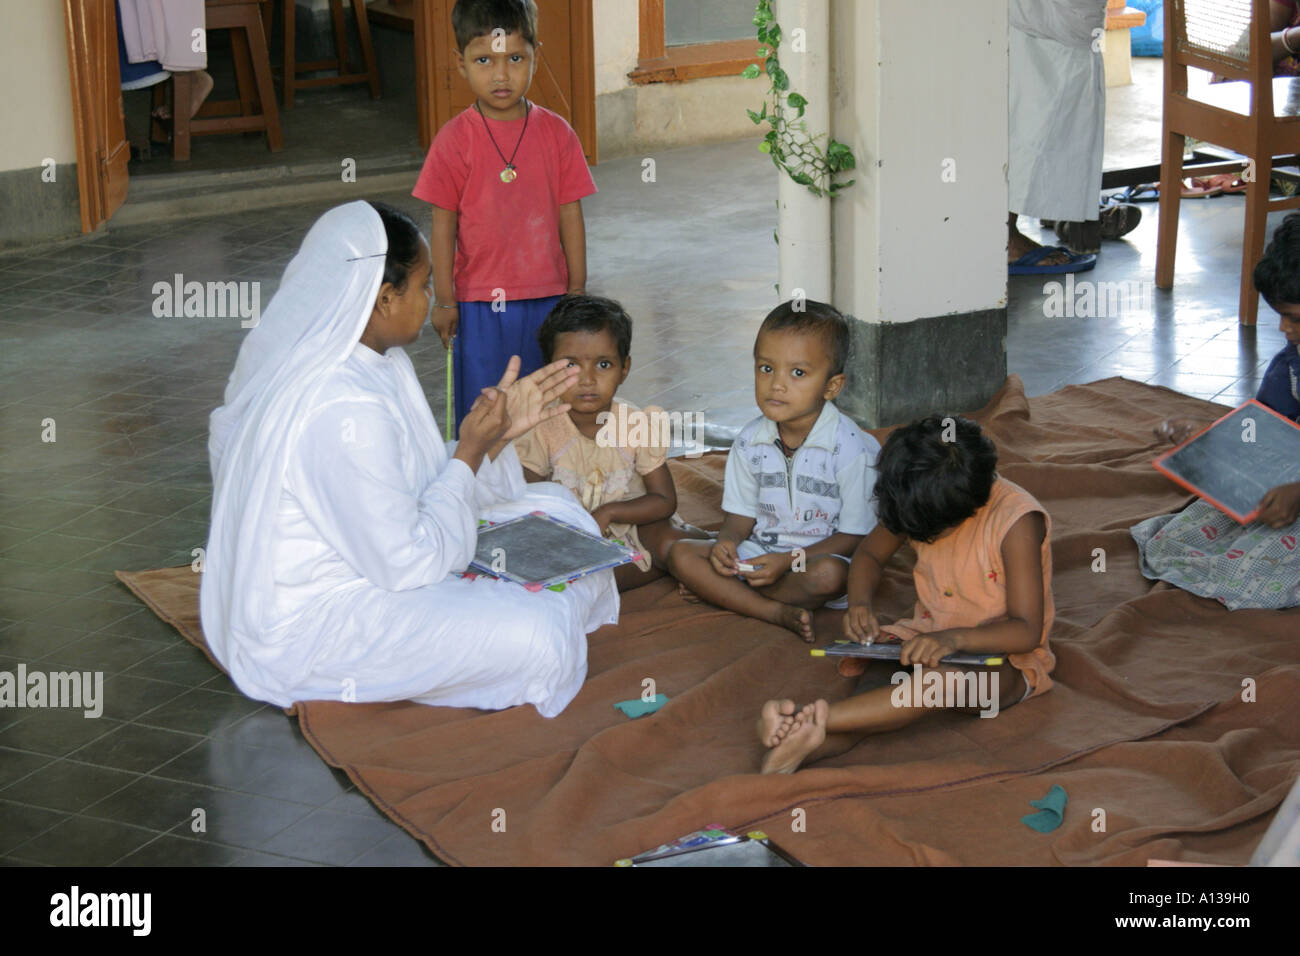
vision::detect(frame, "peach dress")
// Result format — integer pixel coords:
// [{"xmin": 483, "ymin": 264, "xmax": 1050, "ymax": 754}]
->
[{"xmin": 514, "ymin": 400, "xmax": 670, "ymax": 571}]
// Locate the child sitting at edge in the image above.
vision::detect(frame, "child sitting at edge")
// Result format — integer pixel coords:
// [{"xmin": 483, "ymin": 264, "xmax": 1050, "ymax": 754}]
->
[
  {"xmin": 412, "ymin": 0, "xmax": 595, "ymax": 430},
  {"xmin": 666, "ymin": 300, "xmax": 880, "ymax": 641},
  {"xmin": 515, "ymin": 295, "xmax": 707, "ymax": 591},
  {"xmin": 756, "ymin": 415, "xmax": 1055, "ymax": 774},
  {"xmin": 1136, "ymin": 211, "xmax": 1300, "ymax": 610}
]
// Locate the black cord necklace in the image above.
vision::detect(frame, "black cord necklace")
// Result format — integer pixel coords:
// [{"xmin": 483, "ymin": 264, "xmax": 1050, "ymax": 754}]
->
[{"xmin": 475, "ymin": 98, "xmax": 531, "ymax": 183}]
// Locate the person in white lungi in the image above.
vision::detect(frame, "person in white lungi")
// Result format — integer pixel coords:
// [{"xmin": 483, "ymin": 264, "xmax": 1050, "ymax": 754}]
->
[
  {"xmin": 1007, "ymin": 0, "xmax": 1108, "ymax": 274},
  {"xmin": 200, "ymin": 200, "xmax": 618, "ymax": 718}
]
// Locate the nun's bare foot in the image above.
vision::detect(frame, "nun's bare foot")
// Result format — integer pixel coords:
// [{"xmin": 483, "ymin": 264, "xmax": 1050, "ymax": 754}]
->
[
  {"xmin": 778, "ymin": 604, "xmax": 814, "ymax": 642},
  {"xmin": 760, "ymin": 700, "xmax": 828, "ymax": 774},
  {"xmin": 757, "ymin": 699, "xmax": 797, "ymax": 748}
]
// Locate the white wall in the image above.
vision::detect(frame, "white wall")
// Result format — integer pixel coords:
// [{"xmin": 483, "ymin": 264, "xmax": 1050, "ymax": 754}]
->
[
  {"xmin": 593, "ymin": 0, "xmax": 639, "ymax": 96},
  {"xmin": 833, "ymin": 0, "xmax": 1008, "ymax": 323},
  {"xmin": 0, "ymin": 1, "xmax": 77, "ymax": 172}
]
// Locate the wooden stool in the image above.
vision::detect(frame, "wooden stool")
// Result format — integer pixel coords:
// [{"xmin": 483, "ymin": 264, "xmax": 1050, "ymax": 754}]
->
[
  {"xmin": 282, "ymin": 0, "xmax": 381, "ymax": 109},
  {"xmin": 153, "ymin": 0, "xmax": 283, "ymax": 161}
]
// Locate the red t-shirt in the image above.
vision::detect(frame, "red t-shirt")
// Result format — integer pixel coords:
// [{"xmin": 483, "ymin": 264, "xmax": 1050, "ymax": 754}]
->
[{"xmin": 412, "ymin": 103, "xmax": 596, "ymax": 302}]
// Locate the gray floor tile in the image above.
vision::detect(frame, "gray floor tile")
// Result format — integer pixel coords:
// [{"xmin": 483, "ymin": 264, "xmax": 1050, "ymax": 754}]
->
[
  {"xmin": 135, "ymin": 687, "xmax": 268, "ymax": 736},
  {"xmin": 7, "ymin": 815, "xmax": 160, "ymax": 866},
  {"xmin": 1, "ymin": 758, "xmax": 137, "ymax": 812},
  {"xmin": 0, "ymin": 800, "xmax": 67, "ymax": 855},
  {"xmin": 68, "ymin": 722, "xmax": 204, "ymax": 774},
  {"xmin": 261, "ymin": 808, "xmax": 404, "ymax": 866}
]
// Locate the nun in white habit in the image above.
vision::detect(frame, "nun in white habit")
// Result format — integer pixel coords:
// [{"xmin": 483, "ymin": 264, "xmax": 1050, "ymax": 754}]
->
[{"xmin": 201, "ymin": 200, "xmax": 618, "ymax": 717}]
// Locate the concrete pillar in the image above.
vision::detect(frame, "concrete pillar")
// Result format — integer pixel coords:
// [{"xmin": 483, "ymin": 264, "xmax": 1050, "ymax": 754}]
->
[
  {"xmin": 777, "ymin": 0, "xmax": 831, "ymax": 302},
  {"xmin": 830, "ymin": 0, "xmax": 1008, "ymax": 428}
]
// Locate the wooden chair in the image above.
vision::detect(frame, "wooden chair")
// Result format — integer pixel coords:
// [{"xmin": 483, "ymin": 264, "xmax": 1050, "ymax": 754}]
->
[
  {"xmin": 282, "ymin": 0, "xmax": 381, "ymax": 109},
  {"xmin": 152, "ymin": 0, "xmax": 283, "ymax": 161},
  {"xmin": 1157, "ymin": 0, "xmax": 1300, "ymax": 325}
]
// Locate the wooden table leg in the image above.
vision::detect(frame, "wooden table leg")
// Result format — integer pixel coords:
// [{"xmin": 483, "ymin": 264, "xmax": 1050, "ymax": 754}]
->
[
  {"xmin": 352, "ymin": 0, "xmax": 382, "ymax": 99},
  {"xmin": 283, "ymin": 0, "xmax": 297, "ymax": 109}
]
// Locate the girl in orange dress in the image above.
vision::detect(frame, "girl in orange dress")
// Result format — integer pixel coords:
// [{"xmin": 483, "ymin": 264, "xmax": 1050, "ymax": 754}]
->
[{"xmin": 756, "ymin": 415, "xmax": 1055, "ymax": 773}]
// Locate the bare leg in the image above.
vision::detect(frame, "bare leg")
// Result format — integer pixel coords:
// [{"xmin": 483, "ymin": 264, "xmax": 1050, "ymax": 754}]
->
[
  {"xmin": 639, "ymin": 518, "xmax": 709, "ymax": 569},
  {"xmin": 613, "ymin": 562, "xmax": 665, "ymax": 592},
  {"xmin": 153, "ymin": 70, "xmax": 215, "ymax": 120},
  {"xmin": 756, "ymin": 554, "xmax": 848, "ymax": 609},
  {"xmin": 758, "ymin": 664, "xmax": 1027, "ymax": 773},
  {"xmin": 666, "ymin": 539, "xmax": 814, "ymax": 641},
  {"xmin": 1008, "ymin": 212, "xmax": 1070, "ymax": 265}
]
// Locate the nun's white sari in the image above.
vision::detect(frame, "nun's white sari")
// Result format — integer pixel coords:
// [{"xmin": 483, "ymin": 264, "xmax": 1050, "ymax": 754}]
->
[{"xmin": 200, "ymin": 202, "xmax": 617, "ymax": 716}]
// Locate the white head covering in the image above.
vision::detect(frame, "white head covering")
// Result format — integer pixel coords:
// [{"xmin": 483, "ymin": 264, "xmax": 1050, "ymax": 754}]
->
[{"xmin": 201, "ymin": 200, "xmax": 388, "ymax": 672}]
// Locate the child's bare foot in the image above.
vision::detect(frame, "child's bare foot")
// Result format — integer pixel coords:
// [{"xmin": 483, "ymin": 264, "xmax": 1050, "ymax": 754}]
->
[
  {"xmin": 778, "ymin": 604, "xmax": 814, "ymax": 642},
  {"xmin": 678, "ymin": 582, "xmax": 703, "ymax": 604},
  {"xmin": 757, "ymin": 699, "xmax": 797, "ymax": 748},
  {"xmin": 760, "ymin": 700, "xmax": 828, "ymax": 774}
]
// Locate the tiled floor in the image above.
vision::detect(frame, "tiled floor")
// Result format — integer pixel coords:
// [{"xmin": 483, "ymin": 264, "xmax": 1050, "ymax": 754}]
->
[{"xmin": 0, "ymin": 126, "xmax": 1293, "ymax": 865}]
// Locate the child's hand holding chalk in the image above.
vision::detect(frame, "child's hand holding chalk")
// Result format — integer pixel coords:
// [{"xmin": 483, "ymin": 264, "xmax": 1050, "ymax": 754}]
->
[
  {"xmin": 737, "ymin": 551, "xmax": 792, "ymax": 588},
  {"xmin": 709, "ymin": 539, "xmax": 742, "ymax": 576},
  {"xmin": 843, "ymin": 603, "xmax": 880, "ymax": 644}
]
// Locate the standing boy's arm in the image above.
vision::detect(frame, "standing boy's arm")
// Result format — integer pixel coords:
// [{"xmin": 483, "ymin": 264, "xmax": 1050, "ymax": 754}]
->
[
  {"xmin": 558, "ymin": 200, "xmax": 587, "ymax": 293},
  {"xmin": 430, "ymin": 206, "xmax": 459, "ymax": 347}
]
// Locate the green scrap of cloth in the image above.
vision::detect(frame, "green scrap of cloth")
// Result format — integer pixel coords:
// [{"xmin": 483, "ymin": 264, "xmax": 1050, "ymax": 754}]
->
[
  {"xmin": 1021, "ymin": 784, "xmax": 1067, "ymax": 832},
  {"xmin": 613, "ymin": 694, "xmax": 668, "ymax": 718}
]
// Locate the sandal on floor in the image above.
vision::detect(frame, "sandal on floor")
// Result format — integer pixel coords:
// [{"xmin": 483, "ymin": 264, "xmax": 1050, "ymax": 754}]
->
[
  {"xmin": 1008, "ymin": 245, "xmax": 1098, "ymax": 276},
  {"xmin": 1098, "ymin": 201, "xmax": 1142, "ymax": 239},
  {"xmin": 1118, "ymin": 183, "xmax": 1160, "ymax": 203},
  {"xmin": 1181, "ymin": 177, "xmax": 1223, "ymax": 198},
  {"xmin": 1202, "ymin": 173, "xmax": 1248, "ymax": 194}
]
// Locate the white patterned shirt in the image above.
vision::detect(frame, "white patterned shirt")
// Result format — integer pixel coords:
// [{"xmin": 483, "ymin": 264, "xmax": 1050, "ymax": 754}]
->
[{"xmin": 721, "ymin": 401, "xmax": 880, "ymax": 551}]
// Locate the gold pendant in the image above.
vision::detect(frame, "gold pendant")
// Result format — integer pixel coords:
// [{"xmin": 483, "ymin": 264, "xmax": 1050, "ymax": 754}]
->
[{"xmin": 500, "ymin": 166, "xmax": 517, "ymax": 183}]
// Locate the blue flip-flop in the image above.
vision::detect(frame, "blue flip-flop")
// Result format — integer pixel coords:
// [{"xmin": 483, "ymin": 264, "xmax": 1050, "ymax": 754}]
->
[
  {"xmin": 1116, "ymin": 183, "xmax": 1159, "ymax": 203},
  {"xmin": 1008, "ymin": 245, "xmax": 1097, "ymax": 276}
]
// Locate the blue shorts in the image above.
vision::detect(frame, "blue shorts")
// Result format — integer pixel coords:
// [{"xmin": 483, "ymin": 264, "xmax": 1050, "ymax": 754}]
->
[{"xmin": 455, "ymin": 294, "xmax": 563, "ymax": 430}]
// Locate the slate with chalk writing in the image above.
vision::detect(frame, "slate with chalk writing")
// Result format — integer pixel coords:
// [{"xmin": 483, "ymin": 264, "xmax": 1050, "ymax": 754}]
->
[
  {"xmin": 1153, "ymin": 400, "xmax": 1300, "ymax": 523},
  {"xmin": 469, "ymin": 511, "xmax": 637, "ymax": 589}
]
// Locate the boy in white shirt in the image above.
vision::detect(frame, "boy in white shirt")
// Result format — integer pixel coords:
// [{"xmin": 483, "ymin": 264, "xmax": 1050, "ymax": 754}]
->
[{"xmin": 666, "ymin": 300, "xmax": 880, "ymax": 641}]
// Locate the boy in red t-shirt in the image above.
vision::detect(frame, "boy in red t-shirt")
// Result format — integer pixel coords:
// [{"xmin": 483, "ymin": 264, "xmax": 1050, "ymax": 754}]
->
[{"xmin": 413, "ymin": 0, "xmax": 596, "ymax": 430}]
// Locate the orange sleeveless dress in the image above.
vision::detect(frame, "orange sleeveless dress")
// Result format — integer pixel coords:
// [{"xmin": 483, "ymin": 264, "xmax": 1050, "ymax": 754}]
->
[{"xmin": 878, "ymin": 478, "xmax": 1057, "ymax": 698}]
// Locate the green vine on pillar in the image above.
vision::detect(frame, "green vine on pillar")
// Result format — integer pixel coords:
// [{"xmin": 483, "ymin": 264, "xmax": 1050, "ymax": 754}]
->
[{"xmin": 742, "ymin": 0, "xmax": 856, "ymax": 199}]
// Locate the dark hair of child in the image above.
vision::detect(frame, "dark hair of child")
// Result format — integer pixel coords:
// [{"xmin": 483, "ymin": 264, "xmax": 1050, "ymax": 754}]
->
[
  {"xmin": 1253, "ymin": 211, "xmax": 1300, "ymax": 309},
  {"xmin": 367, "ymin": 200, "xmax": 423, "ymax": 292},
  {"xmin": 451, "ymin": 0, "xmax": 538, "ymax": 51},
  {"xmin": 538, "ymin": 294, "xmax": 633, "ymax": 363},
  {"xmin": 757, "ymin": 298, "xmax": 850, "ymax": 376},
  {"xmin": 873, "ymin": 414, "xmax": 999, "ymax": 544}
]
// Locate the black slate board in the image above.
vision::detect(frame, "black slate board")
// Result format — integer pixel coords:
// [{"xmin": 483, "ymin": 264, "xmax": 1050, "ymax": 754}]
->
[
  {"xmin": 1153, "ymin": 399, "xmax": 1300, "ymax": 523},
  {"xmin": 469, "ymin": 511, "xmax": 636, "ymax": 589}
]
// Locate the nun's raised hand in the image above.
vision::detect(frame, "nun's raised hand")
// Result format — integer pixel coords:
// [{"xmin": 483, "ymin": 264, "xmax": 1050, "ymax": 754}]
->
[{"xmin": 490, "ymin": 356, "xmax": 579, "ymax": 442}]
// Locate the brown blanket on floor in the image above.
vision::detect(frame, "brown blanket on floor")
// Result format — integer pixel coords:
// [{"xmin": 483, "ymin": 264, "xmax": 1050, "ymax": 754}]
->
[{"xmin": 116, "ymin": 376, "xmax": 1300, "ymax": 866}]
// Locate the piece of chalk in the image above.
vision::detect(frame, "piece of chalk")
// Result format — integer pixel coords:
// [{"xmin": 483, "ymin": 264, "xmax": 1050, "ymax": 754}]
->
[{"xmin": 736, "ymin": 562, "xmax": 758, "ymax": 572}]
